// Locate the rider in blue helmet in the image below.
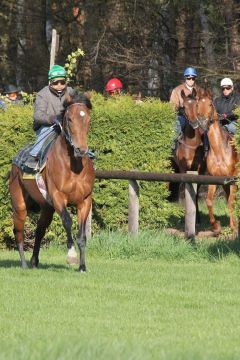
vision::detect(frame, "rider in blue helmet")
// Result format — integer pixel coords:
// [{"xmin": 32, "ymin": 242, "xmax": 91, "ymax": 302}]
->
[{"xmin": 170, "ymin": 66, "xmax": 200, "ymax": 149}]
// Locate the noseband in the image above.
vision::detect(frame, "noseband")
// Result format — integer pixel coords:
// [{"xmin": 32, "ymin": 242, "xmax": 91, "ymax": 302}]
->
[{"xmin": 58, "ymin": 102, "xmax": 89, "ymax": 157}]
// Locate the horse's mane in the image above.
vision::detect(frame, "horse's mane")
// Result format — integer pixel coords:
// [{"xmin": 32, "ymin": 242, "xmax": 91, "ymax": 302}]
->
[{"xmin": 64, "ymin": 90, "xmax": 92, "ymax": 110}]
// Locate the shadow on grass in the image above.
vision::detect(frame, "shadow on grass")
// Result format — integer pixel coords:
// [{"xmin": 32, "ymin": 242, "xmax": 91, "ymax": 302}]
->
[
  {"xmin": 0, "ymin": 259, "xmax": 72, "ymax": 270},
  {"xmin": 169, "ymin": 211, "xmax": 230, "ymax": 232},
  {"xmin": 205, "ymin": 239, "xmax": 240, "ymax": 259}
]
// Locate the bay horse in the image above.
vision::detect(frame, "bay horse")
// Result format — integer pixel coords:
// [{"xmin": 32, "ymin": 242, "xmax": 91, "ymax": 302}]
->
[
  {"xmin": 172, "ymin": 88, "xmax": 206, "ymax": 222},
  {"xmin": 190, "ymin": 88, "xmax": 239, "ymax": 235},
  {"xmin": 9, "ymin": 92, "xmax": 95, "ymax": 271}
]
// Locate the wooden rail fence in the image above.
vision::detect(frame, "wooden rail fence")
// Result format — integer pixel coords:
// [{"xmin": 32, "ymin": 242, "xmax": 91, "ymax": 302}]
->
[{"xmin": 86, "ymin": 170, "xmax": 237, "ymax": 239}]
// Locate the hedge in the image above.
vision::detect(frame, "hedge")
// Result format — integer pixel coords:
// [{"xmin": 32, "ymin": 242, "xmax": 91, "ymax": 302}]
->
[{"xmin": 0, "ymin": 94, "xmax": 182, "ymax": 247}]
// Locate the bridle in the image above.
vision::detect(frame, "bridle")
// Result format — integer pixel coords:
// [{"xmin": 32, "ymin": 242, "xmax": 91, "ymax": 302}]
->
[{"xmin": 56, "ymin": 102, "xmax": 89, "ymax": 157}]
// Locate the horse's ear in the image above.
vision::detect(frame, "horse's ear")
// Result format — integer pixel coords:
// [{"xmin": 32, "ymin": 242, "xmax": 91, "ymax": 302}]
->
[
  {"xmin": 65, "ymin": 92, "xmax": 72, "ymax": 103},
  {"xmin": 206, "ymin": 88, "xmax": 213, "ymax": 99},
  {"xmin": 203, "ymin": 78, "xmax": 213, "ymax": 98},
  {"xmin": 181, "ymin": 89, "xmax": 187, "ymax": 99},
  {"xmin": 192, "ymin": 88, "xmax": 197, "ymax": 99},
  {"xmin": 84, "ymin": 91, "xmax": 92, "ymax": 100}
]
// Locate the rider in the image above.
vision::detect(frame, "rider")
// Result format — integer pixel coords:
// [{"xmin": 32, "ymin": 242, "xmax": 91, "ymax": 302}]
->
[
  {"xmin": 213, "ymin": 77, "xmax": 240, "ymax": 135},
  {"xmin": 27, "ymin": 64, "xmax": 73, "ymax": 168},
  {"xmin": 105, "ymin": 78, "xmax": 123, "ymax": 96},
  {"xmin": 170, "ymin": 67, "xmax": 199, "ymax": 142}
]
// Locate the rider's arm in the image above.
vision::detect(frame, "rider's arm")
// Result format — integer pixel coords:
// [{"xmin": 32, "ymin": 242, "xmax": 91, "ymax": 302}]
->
[
  {"xmin": 170, "ymin": 88, "xmax": 180, "ymax": 109},
  {"xmin": 33, "ymin": 93, "xmax": 55, "ymax": 130}
]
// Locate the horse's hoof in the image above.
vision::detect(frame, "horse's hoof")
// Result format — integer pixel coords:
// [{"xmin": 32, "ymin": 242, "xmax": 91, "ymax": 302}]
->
[
  {"xmin": 67, "ymin": 256, "xmax": 79, "ymax": 265},
  {"xmin": 30, "ymin": 256, "xmax": 39, "ymax": 268},
  {"xmin": 212, "ymin": 222, "xmax": 221, "ymax": 236},
  {"xmin": 79, "ymin": 264, "xmax": 86, "ymax": 272}
]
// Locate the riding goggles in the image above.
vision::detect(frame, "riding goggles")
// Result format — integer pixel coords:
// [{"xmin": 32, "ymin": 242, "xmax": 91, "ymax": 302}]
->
[
  {"xmin": 185, "ymin": 76, "xmax": 196, "ymax": 81},
  {"xmin": 51, "ymin": 79, "xmax": 66, "ymax": 86},
  {"xmin": 221, "ymin": 86, "xmax": 232, "ymax": 90}
]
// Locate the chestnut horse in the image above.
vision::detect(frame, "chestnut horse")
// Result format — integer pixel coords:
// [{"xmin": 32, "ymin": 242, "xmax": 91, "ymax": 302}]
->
[
  {"xmin": 190, "ymin": 88, "xmax": 238, "ymax": 234},
  {"xmin": 172, "ymin": 88, "xmax": 206, "ymax": 221},
  {"xmin": 9, "ymin": 92, "xmax": 95, "ymax": 271}
]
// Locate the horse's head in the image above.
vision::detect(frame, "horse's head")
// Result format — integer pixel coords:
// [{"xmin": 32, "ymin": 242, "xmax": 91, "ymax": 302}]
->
[
  {"xmin": 194, "ymin": 88, "xmax": 215, "ymax": 131},
  {"xmin": 181, "ymin": 88, "xmax": 215, "ymax": 131},
  {"xmin": 181, "ymin": 89, "xmax": 199, "ymax": 129},
  {"xmin": 62, "ymin": 91, "xmax": 92, "ymax": 157}
]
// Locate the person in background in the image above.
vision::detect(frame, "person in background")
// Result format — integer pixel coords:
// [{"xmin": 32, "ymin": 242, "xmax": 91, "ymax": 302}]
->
[
  {"xmin": 170, "ymin": 67, "xmax": 199, "ymax": 140},
  {"xmin": 213, "ymin": 77, "xmax": 240, "ymax": 135},
  {"xmin": 4, "ymin": 84, "xmax": 22, "ymax": 103},
  {"xmin": 105, "ymin": 78, "xmax": 123, "ymax": 96},
  {"xmin": 26, "ymin": 64, "xmax": 73, "ymax": 168},
  {"xmin": 0, "ymin": 84, "xmax": 22, "ymax": 109}
]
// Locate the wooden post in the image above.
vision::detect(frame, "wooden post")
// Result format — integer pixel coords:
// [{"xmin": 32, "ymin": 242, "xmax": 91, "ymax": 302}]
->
[
  {"xmin": 86, "ymin": 204, "xmax": 92, "ymax": 240},
  {"xmin": 128, "ymin": 180, "xmax": 139, "ymax": 234},
  {"xmin": 49, "ymin": 29, "xmax": 59, "ymax": 69},
  {"xmin": 185, "ymin": 171, "xmax": 197, "ymax": 239}
]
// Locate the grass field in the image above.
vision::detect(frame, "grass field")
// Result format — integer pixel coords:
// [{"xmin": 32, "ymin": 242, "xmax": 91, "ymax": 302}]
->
[{"xmin": 1, "ymin": 216, "xmax": 240, "ymax": 360}]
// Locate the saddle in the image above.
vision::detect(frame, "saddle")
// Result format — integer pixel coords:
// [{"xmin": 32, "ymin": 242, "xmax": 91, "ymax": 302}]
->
[{"xmin": 12, "ymin": 130, "xmax": 58, "ymax": 174}]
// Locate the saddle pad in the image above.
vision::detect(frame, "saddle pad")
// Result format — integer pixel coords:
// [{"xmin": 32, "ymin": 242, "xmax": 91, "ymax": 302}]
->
[
  {"xmin": 35, "ymin": 173, "xmax": 52, "ymax": 205},
  {"xmin": 22, "ymin": 172, "xmax": 52, "ymax": 205}
]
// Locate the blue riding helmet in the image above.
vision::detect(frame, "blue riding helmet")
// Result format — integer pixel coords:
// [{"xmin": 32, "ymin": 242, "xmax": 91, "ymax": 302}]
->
[{"xmin": 183, "ymin": 67, "xmax": 197, "ymax": 77}]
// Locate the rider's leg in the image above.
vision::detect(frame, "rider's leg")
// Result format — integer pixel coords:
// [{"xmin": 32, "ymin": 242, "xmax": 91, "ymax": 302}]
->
[
  {"xmin": 172, "ymin": 115, "xmax": 187, "ymax": 149},
  {"xmin": 29, "ymin": 126, "xmax": 55, "ymax": 158},
  {"xmin": 224, "ymin": 121, "xmax": 237, "ymax": 135},
  {"xmin": 203, "ymin": 131, "xmax": 209, "ymax": 156}
]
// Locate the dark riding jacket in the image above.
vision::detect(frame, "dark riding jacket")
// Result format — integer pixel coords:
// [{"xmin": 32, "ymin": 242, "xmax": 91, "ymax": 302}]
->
[
  {"xmin": 213, "ymin": 91, "xmax": 240, "ymax": 122},
  {"xmin": 33, "ymin": 85, "xmax": 73, "ymax": 131}
]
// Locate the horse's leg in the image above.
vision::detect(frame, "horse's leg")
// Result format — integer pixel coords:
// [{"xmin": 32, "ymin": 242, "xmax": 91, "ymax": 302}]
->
[
  {"xmin": 223, "ymin": 184, "xmax": 237, "ymax": 234},
  {"xmin": 30, "ymin": 206, "xmax": 54, "ymax": 267},
  {"xmin": 13, "ymin": 209, "xmax": 28, "ymax": 269},
  {"xmin": 60, "ymin": 207, "xmax": 78, "ymax": 264},
  {"xmin": 206, "ymin": 185, "xmax": 221, "ymax": 234},
  {"xmin": 52, "ymin": 193, "xmax": 78, "ymax": 264},
  {"xmin": 76, "ymin": 195, "xmax": 92, "ymax": 272},
  {"xmin": 9, "ymin": 172, "xmax": 28, "ymax": 268}
]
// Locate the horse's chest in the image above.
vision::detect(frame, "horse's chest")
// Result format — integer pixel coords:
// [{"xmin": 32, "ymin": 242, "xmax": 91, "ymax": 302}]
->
[
  {"xmin": 63, "ymin": 179, "xmax": 89, "ymax": 200},
  {"xmin": 207, "ymin": 155, "xmax": 234, "ymax": 176}
]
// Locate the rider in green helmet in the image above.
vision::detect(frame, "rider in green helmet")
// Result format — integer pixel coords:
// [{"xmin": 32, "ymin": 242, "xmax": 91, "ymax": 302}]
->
[{"xmin": 27, "ymin": 64, "xmax": 73, "ymax": 170}]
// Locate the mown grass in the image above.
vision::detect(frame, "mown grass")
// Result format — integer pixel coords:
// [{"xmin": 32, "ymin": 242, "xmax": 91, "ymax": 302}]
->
[{"xmin": 1, "ymin": 224, "xmax": 240, "ymax": 360}]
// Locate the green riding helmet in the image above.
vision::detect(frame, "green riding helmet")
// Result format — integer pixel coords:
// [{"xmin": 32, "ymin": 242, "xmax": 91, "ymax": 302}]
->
[{"xmin": 48, "ymin": 65, "xmax": 66, "ymax": 80}]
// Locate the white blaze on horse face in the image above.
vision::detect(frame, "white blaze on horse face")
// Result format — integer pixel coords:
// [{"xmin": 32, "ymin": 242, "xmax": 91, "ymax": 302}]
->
[
  {"xmin": 202, "ymin": 98, "xmax": 206, "ymax": 102},
  {"xmin": 80, "ymin": 111, "xmax": 85, "ymax": 117},
  {"xmin": 188, "ymin": 100, "xmax": 192, "ymax": 103}
]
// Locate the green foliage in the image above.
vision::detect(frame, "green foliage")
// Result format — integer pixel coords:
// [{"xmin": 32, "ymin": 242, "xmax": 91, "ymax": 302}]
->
[
  {"xmin": 20, "ymin": 91, "xmax": 36, "ymax": 105},
  {"xmin": 0, "ymin": 95, "xmax": 182, "ymax": 247},
  {"xmin": 64, "ymin": 48, "xmax": 85, "ymax": 83}
]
